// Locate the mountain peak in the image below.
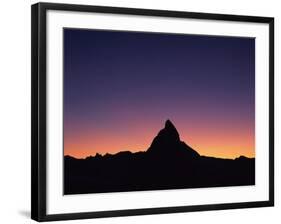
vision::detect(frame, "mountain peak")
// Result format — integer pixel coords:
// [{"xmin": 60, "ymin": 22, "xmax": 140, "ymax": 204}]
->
[
  {"xmin": 147, "ymin": 120, "xmax": 199, "ymax": 158},
  {"xmin": 165, "ymin": 119, "xmax": 176, "ymax": 130},
  {"xmin": 162, "ymin": 119, "xmax": 180, "ymax": 141}
]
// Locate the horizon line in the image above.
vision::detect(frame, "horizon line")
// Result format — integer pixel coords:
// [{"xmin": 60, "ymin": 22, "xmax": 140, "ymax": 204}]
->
[{"xmin": 64, "ymin": 149, "xmax": 255, "ymax": 160}]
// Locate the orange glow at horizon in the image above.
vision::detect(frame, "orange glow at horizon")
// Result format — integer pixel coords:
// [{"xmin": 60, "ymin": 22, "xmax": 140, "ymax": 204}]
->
[{"xmin": 64, "ymin": 120, "xmax": 255, "ymax": 159}]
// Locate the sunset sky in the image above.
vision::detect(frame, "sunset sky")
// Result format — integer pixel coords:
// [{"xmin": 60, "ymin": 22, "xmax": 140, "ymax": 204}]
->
[{"xmin": 63, "ymin": 28, "xmax": 255, "ymax": 159}]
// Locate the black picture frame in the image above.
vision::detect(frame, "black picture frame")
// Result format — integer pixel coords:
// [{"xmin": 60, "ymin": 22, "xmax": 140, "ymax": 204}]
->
[{"xmin": 31, "ymin": 2, "xmax": 274, "ymax": 222}]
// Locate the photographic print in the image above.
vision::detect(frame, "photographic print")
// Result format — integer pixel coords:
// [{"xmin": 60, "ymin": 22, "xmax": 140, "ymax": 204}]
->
[
  {"xmin": 32, "ymin": 3, "xmax": 274, "ymax": 221},
  {"xmin": 63, "ymin": 29, "xmax": 255, "ymax": 194}
]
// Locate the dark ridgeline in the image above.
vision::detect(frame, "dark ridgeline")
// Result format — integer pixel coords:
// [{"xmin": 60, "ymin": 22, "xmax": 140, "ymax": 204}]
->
[{"xmin": 64, "ymin": 120, "xmax": 255, "ymax": 194}]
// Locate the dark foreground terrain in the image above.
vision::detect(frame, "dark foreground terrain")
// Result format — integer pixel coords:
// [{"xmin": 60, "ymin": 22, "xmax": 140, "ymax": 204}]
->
[{"xmin": 64, "ymin": 120, "xmax": 255, "ymax": 194}]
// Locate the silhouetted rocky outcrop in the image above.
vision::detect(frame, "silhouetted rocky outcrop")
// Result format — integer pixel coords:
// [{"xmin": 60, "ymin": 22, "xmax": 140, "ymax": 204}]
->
[
  {"xmin": 64, "ymin": 120, "xmax": 255, "ymax": 194},
  {"xmin": 147, "ymin": 120, "xmax": 200, "ymax": 158}
]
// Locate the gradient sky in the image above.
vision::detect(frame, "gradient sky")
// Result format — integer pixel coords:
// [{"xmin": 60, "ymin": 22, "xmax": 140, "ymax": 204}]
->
[{"xmin": 63, "ymin": 28, "xmax": 255, "ymax": 159}]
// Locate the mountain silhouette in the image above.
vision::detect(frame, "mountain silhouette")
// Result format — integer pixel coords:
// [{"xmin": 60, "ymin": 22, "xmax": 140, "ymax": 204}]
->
[
  {"xmin": 147, "ymin": 120, "xmax": 200, "ymax": 158},
  {"xmin": 64, "ymin": 120, "xmax": 255, "ymax": 194}
]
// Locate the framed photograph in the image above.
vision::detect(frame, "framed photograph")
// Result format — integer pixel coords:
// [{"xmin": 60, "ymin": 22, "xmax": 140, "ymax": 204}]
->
[{"xmin": 31, "ymin": 2, "xmax": 274, "ymax": 222}]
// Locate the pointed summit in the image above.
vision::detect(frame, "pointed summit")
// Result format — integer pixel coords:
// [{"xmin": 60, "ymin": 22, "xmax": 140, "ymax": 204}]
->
[
  {"xmin": 165, "ymin": 119, "xmax": 174, "ymax": 128},
  {"xmin": 165, "ymin": 119, "xmax": 179, "ymax": 135},
  {"xmin": 147, "ymin": 120, "xmax": 199, "ymax": 158}
]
